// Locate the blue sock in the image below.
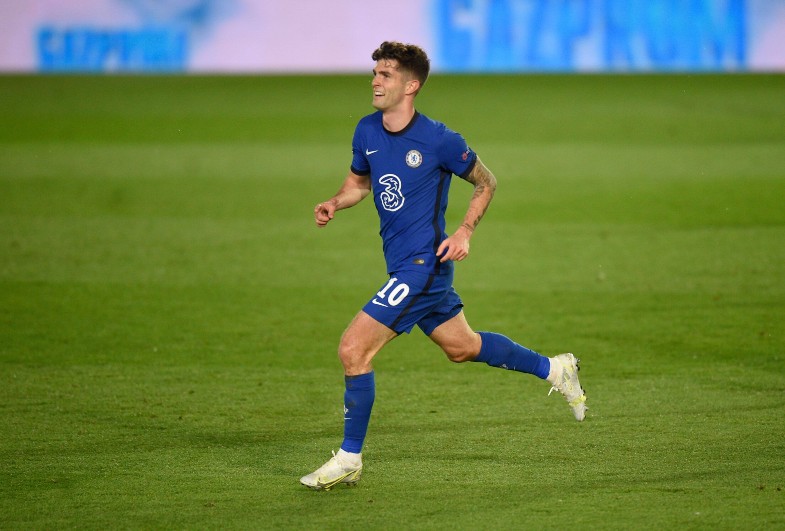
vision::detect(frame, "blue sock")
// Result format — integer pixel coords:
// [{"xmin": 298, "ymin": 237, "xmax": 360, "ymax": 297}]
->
[
  {"xmin": 340, "ymin": 371, "xmax": 375, "ymax": 454},
  {"xmin": 474, "ymin": 332, "xmax": 550, "ymax": 379}
]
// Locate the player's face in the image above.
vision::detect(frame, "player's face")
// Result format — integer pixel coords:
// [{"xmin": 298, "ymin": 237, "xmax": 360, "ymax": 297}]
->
[{"xmin": 371, "ymin": 59, "xmax": 413, "ymax": 111}]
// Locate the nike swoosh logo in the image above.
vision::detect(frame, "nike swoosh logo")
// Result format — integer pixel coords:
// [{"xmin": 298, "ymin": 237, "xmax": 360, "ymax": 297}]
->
[
  {"xmin": 365, "ymin": 149, "xmax": 379, "ymax": 156},
  {"xmin": 316, "ymin": 473, "xmax": 351, "ymax": 489},
  {"xmin": 371, "ymin": 299, "xmax": 388, "ymax": 307}
]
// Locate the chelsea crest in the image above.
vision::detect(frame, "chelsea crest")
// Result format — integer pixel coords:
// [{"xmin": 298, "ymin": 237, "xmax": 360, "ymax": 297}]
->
[{"xmin": 405, "ymin": 150, "xmax": 423, "ymax": 168}]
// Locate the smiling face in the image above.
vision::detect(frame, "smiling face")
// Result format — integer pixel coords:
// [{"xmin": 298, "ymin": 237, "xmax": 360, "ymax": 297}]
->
[{"xmin": 371, "ymin": 59, "xmax": 419, "ymax": 112}]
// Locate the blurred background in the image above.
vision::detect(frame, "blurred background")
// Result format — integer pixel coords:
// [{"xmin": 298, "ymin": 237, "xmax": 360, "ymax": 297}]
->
[{"xmin": 2, "ymin": 0, "xmax": 784, "ymax": 74}]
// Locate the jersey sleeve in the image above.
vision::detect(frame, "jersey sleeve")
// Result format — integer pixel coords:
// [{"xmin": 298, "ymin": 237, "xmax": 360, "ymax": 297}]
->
[
  {"xmin": 350, "ymin": 122, "xmax": 371, "ymax": 176},
  {"xmin": 438, "ymin": 128, "xmax": 477, "ymax": 179}
]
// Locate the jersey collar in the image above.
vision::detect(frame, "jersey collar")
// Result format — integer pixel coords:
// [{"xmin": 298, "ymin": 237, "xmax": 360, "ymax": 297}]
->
[{"xmin": 383, "ymin": 111, "xmax": 420, "ymax": 136}]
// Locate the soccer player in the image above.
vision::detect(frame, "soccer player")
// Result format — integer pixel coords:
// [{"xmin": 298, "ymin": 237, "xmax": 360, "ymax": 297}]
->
[{"xmin": 301, "ymin": 41, "xmax": 587, "ymax": 490}]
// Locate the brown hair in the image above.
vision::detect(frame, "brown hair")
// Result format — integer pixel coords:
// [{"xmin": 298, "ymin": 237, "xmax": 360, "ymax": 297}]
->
[{"xmin": 372, "ymin": 41, "xmax": 430, "ymax": 89}]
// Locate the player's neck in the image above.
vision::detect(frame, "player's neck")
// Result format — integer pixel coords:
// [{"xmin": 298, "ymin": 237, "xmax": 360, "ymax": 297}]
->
[{"xmin": 381, "ymin": 105, "xmax": 416, "ymax": 133}]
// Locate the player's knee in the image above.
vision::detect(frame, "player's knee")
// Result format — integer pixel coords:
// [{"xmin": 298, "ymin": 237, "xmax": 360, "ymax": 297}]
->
[
  {"xmin": 338, "ymin": 339, "xmax": 369, "ymax": 371},
  {"xmin": 337, "ymin": 342, "xmax": 356, "ymax": 368}
]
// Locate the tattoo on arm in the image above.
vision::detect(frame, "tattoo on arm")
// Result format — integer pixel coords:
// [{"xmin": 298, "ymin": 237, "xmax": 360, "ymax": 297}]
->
[{"xmin": 462, "ymin": 159, "xmax": 497, "ymax": 232}]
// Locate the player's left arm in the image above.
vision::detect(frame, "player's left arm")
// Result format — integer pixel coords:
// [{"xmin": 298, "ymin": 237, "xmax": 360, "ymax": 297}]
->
[{"xmin": 437, "ymin": 156, "xmax": 497, "ymax": 262}]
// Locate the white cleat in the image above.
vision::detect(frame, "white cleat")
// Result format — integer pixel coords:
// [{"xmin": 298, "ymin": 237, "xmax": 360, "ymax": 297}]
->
[
  {"xmin": 300, "ymin": 451, "xmax": 362, "ymax": 491},
  {"xmin": 548, "ymin": 353, "xmax": 588, "ymax": 421}
]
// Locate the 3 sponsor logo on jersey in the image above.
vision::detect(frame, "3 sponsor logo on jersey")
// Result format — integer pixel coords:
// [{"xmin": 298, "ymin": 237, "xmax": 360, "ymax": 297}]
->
[{"xmin": 379, "ymin": 174, "xmax": 405, "ymax": 212}]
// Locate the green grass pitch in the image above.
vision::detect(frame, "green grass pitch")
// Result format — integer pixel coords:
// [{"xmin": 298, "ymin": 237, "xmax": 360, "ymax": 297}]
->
[{"xmin": 1, "ymin": 73, "xmax": 784, "ymax": 529}]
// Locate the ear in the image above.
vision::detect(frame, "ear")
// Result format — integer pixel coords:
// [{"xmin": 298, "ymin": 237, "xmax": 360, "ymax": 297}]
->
[{"xmin": 405, "ymin": 79, "xmax": 421, "ymax": 96}]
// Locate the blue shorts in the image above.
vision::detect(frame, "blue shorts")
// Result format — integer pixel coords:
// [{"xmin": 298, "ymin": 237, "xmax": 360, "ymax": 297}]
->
[{"xmin": 362, "ymin": 270, "xmax": 464, "ymax": 335}]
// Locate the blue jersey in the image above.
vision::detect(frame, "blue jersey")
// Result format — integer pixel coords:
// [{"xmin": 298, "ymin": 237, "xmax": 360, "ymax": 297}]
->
[{"xmin": 350, "ymin": 111, "xmax": 477, "ymax": 276}]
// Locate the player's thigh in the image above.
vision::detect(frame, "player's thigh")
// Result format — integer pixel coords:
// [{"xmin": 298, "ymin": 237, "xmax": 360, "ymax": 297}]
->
[
  {"xmin": 339, "ymin": 311, "xmax": 397, "ymax": 372},
  {"xmin": 427, "ymin": 311, "xmax": 481, "ymax": 362}
]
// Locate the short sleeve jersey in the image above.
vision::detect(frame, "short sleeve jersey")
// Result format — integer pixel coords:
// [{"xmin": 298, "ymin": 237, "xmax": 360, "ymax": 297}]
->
[{"xmin": 350, "ymin": 111, "xmax": 477, "ymax": 276}]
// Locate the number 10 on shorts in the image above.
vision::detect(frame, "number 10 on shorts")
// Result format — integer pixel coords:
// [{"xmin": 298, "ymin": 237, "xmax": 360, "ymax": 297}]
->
[{"xmin": 376, "ymin": 277, "xmax": 410, "ymax": 307}]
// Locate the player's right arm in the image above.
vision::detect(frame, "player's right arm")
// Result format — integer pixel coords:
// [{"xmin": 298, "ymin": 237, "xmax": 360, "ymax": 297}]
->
[{"xmin": 314, "ymin": 171, "xmax": 371, "ymax": 227}]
